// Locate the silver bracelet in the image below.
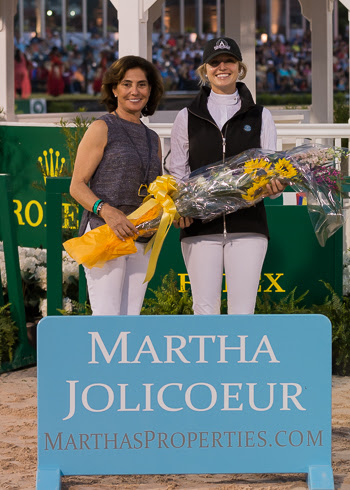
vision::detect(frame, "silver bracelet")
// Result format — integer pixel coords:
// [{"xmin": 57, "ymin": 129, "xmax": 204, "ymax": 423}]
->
[{"xmin": 96, "ymin": 201, "xmax": 105, "ymax": 215}]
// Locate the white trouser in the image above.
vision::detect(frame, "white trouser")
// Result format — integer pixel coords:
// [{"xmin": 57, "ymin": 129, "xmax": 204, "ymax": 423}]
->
[
  {"xmin": 84, "ymin": 224, "xmax": 150, "ymax": 315},
  {"xmin": 181, "ymin": 233, "xmax": 268, "ymax": 315}
]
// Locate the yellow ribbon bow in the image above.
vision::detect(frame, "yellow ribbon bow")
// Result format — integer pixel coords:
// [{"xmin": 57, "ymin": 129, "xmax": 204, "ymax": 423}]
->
[
  {"xmin": 128, "ymin": 174, "xmax": 180, "ymax": 283},
  {"xmin": 63, "ymin": 175, "xmax": 179, "ymax": 283}
]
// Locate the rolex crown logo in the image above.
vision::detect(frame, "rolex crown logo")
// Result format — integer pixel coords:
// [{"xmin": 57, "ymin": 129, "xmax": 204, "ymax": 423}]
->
[{"xmin": 38, "ymin": 148, "xmax": 66, "ymax": 183}]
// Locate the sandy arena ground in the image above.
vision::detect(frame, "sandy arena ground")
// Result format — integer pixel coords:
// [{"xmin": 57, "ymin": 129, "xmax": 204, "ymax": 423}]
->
[{"xmin": 0, "ymin": 367, "xmax": 349, "ymax": 490}]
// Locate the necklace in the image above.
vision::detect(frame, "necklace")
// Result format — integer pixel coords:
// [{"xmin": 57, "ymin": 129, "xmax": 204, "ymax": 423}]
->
[{"xmin": 114, "ymin": 111, "xmax": 153, "ymax": 197}]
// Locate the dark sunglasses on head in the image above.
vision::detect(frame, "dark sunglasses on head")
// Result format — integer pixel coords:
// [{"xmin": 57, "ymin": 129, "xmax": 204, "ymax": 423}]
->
[{"xmin": 207, "ymin": 58, "xmax": 237, "ymax": 67}]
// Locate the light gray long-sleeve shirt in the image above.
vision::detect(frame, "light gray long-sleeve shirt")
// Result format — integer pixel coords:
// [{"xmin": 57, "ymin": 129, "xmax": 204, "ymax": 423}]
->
[{"xmin": 169, "ymin": 89, "xmax": 277, "ymax": 182}]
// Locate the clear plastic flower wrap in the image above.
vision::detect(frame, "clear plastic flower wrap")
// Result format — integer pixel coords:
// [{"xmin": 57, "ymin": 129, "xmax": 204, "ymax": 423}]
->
[
  {"xmin": 172, "ymin": 143, "xmax": 347, "ymax": 247},
  {"xmin": 64, "ymin": 144, "xmax": 348, "ymax": 281},
  {"xmin": 284, "ymin": 144, "xmax": 346, "ymax": 246}
]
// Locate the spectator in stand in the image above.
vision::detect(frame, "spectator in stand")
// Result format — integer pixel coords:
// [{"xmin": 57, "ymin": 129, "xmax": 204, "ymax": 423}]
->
[
  {"xmin": 277, "ymin": 62, "xmax": 292, "ymax": 92},
  {"xmin": 266, "ymin": 60, "xmax": 277, "ymax": 92},
  {"xmin": 14, "ymin": 49, "xmax": 32, "ymax": 98},
  {"xmin": 62, "ymin": 64, "xmax": 73, "ymax": 93},
  {"xmin": 15, "ymin": 49, "xmax": 32, "ymax": 99},
  {"xmin": 47, "ymin": 46, "xmax": 65, "ymax": 96},
  {"xmin": 14, "ymin": 30, "xmax": 349, "ymax": 96},
  {"xmin": 177, "ymin": 60, "xmax": 195, "ymax": 90},
  {"xmin": 49, "ymin": 31, "xmax": 62, "ymax": 49},
  {"xmin": 66, "ymin": 39, "xmax": 76, "ymax": 52},
  {"xmin": 256, "ymin": 55, "xmax": 267, "ymax": 91},
  {"xmin": 336, "ymin": 72, "xmax": 347, "ymax": 91},
  {"xmin": 278, "ymin": 61, "xmax": 291, "ymax": 78},
  {"xmin": 302, "ymin": 62, "xmax": 312, "ymax": 89},
  {"xmin": 160, "ymin": 61, "xmax": 178, "ymax": 90},
  {"xmin": 92, "ymin": 66, "xmax": 104, "ymax": 95},
  {"xmin": 71, "ymin": 66, "xmax": 85, "ymax": 93},
  {"xmin": 167, "ymin": 34, "xmax": 177, "ymax": 47}
]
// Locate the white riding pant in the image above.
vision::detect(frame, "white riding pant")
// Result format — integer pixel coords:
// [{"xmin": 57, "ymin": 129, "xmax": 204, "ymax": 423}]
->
[
  {"xmin": 181, "ymin": 233, "xmax": 268, "ymax": 315},
  {"xmin": 84, "ymin": 224, "xmax": 150, "ymax": 315}
]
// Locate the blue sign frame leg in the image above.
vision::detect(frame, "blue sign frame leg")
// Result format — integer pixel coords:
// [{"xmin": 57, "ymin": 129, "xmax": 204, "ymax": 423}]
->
[
  {"xmin": 36, "ymin": 467, "xmax": 62, "ymax": 490},
  {"xmin": 307, "ymin": 465, "xmax": 334, "ymax": 489}
]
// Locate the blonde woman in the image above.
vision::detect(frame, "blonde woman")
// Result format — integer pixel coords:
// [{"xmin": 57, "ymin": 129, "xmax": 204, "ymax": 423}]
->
[{"xmin": 170, "ymin": 37, "xmax": 285, "ymax": 315}]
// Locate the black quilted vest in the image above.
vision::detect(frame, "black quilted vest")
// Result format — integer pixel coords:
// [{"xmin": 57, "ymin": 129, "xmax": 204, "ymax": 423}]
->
[{"xmin": 180, "ymin": 83, "xmax": 269, "ymax": 240}]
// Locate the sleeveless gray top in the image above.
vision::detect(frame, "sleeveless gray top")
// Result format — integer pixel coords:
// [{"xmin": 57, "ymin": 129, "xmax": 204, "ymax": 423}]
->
[{"xmin": 79, "ymin": 113, "xmax": 162, "ymax": 236}]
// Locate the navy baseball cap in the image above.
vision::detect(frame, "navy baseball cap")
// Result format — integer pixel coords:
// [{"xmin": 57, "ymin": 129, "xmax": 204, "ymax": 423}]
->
[{"xmin": 203, "ymin": 37, "xmax": 242, "ymax": 64}]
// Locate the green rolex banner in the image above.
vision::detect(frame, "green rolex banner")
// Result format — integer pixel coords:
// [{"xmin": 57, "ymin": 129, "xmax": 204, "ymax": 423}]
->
[{"xmin": 0, "ymin": 123, "xmax": 343, "ymax": 305}]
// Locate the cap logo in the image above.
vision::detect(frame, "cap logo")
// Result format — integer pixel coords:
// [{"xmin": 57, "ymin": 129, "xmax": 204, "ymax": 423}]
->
[{"xmin": 214, "ymin": 39, "xmax": 231, "ymax": 51}]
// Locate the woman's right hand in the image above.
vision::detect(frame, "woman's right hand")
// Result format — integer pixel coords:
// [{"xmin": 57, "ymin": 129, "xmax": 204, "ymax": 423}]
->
[
  {"xmin": 100, "ymin": 204, "xmax": 138, "ymax": 240},
  {"xmin": 173, "ymin": 216, "xmax": 193, "ymax": 229}
]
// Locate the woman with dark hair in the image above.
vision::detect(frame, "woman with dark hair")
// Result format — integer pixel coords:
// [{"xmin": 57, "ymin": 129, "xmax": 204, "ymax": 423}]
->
[
  {"xmin": 70, "ymin": 55, "xmax": 164, "ymax": 315},
  {"xmin": 170, "ymin": 37, "xmax": 285, "ymax": 315},
  {"xmin": 14, "ymin": 49, "xmax": 32, "ymax": 98}
]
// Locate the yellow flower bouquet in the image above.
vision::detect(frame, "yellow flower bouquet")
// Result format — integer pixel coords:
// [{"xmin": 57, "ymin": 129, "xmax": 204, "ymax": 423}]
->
[
  {"xmin": 63, "ymin": 144, "xmax": 345, "ymax": 281},
  {"xmin": 173, "ymin": 144, "xmax": 345, "ymax": 247}
]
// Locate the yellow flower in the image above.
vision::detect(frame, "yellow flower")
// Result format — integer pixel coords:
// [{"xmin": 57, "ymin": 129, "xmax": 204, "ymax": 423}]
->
[
  {"xmin": 263, "ymin": 170, "xmax": 277, "ymax": 181},
  {"xmin": 242, "ymin": 186, "xmax": 257, "ymax": 201},
  {"xmin": 274, "ymin": 158, "xmax": 298, "ymax": 179},
  {"xmin": 242, "ymin": 177, "xmax": 269, "ymax": 201},
  {"xmin": 254, "ymin": 176, "xmax": 270, "ymax": 187},
  {"xmin": 244, "ymin": 158, "xmax": 272, "ymax": 175}
]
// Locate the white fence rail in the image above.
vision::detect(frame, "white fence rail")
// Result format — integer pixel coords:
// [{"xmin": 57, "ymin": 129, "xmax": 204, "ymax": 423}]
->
[
  {"xmin": 3, "ymin": 118, "xmax": 349, "ymax": 171},
  {"xmin": 7, "ymin": 116, "xmax": 350, "ymax": 154},
  {"xmin": 148, "ymin": 122, "xmax": 350, "ymax": 166},
  {"xmin": 149, "ymin": 122, "xmax": 350, "ymax": 175},
  {"xmin": 275, "ymin": 123, "xmax": 350, "ymax": 151}
]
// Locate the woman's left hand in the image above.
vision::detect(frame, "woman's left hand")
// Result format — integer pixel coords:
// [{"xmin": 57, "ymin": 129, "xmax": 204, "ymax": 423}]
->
[
  {"xmin": 173, "ymin": 216, "xmax": 194, "ymax": 229},
  {"xmin": 263, "ymin": 179, "xmax": 287, "ymax": 197}
]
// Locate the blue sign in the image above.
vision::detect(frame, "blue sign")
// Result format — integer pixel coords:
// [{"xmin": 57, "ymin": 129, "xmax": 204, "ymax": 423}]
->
[{"xmin": 36, "ymin": 315, "xmax": 334, "ymax": 489}]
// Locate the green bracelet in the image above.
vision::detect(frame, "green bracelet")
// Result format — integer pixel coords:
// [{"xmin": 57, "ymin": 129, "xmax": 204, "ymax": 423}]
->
[{"xmin": 93, "ymin": 199, "xmax": 103, "ymax": 214}]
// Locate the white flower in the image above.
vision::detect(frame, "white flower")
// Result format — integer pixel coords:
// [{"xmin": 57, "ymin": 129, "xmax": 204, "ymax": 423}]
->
[
  {"xmin": 34, "ymin": 249, "xmax": 47, "ymax": 263},
  {"xmin": 343, "ymin": 251, "xmax": 350, "ymax": 267},
  {"xmin": 62, "ymin": 259, "xmax": 79, "ymax": 283},
  {"xmin": 39, "ymin": 298, "xmax": 47, "ymax": 317},
  {"xmin": 0, "ymin": 251, "xmax": 7, "ymax": 288},
  {"xmin": 63, "ymin": 297, "xmax": 73, "ymax": 313},
  {"xmin": 19, "ymin": 255, "xmax": 39, "ymax": 274},
  {"xmin": 35, "ymin": 266, "xmax": 47, "ymax": 291},
  {"xmin": 62, "ymin": 251, "xmax": 71, "ymax": 262}
]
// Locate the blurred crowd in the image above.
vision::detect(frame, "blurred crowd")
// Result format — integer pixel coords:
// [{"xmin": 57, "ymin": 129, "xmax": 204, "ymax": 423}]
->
[
  {"xmin": 14, "ymin": 30, "xmax": 117, "ymax": 98},
  {"xmin": 14, "ymin": 29, "xmax": 349, "ymax": 98},
  {"xmin": 256, "ymin": 32, "xmax": 349, "ymax": 94}
]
